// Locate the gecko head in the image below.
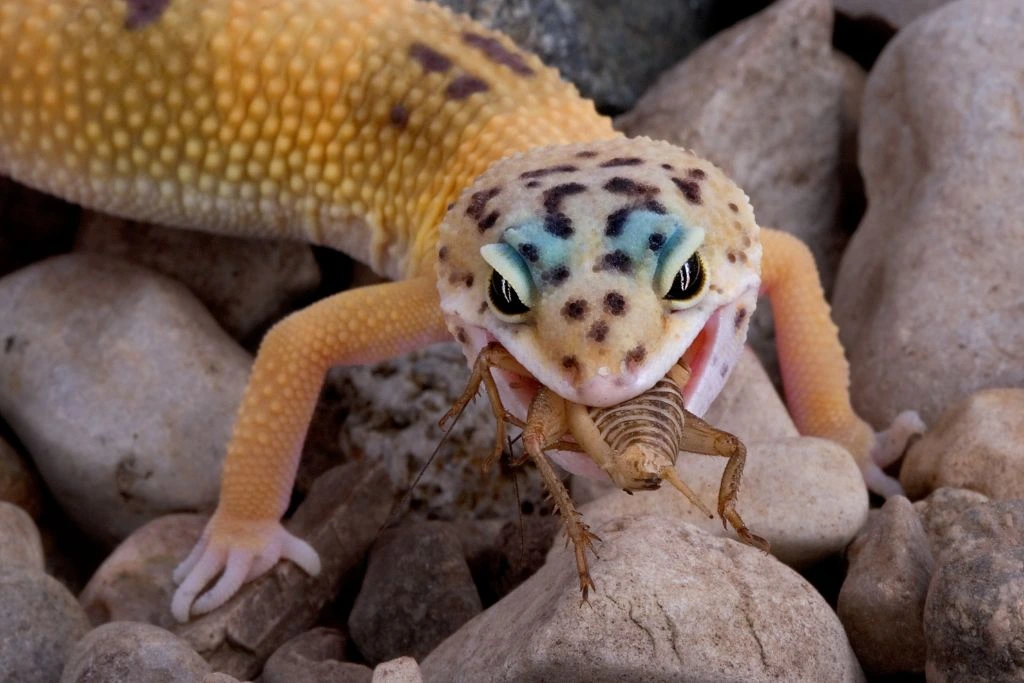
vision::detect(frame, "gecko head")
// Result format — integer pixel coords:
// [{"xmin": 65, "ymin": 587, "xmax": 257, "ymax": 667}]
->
[{"xmin": 437, "ymin": 137, "xmax": 761, "ymax": 414}]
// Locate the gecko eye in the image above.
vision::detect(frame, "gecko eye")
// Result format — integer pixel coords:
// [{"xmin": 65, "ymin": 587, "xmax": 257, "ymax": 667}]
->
[
  {"xmin": 664, "ymin": 253, "xmax": 706, "ymax": 303},
  {"xmin": 489, "ymin": 270, "xmax": 530, "ymax": 317}
]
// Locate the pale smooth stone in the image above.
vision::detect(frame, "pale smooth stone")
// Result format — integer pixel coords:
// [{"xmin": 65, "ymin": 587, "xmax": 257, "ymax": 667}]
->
[
  {"xmin": 60, "ymin": 621, "xmax": 210, "ymax": 683},
  {"xmin": 0, "ymin": 501, "xmax": 44, "ymax": 571}
]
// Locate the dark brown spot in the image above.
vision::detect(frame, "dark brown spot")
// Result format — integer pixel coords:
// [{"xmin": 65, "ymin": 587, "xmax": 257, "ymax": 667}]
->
[
  {"xmin": 603, "ymin": 291, "xmax": 627, "ymax": 316},
  {"xmin": 729, "ymin": 202, "xmax": 739, "ymax": 213},
  {"xmin": 455, "ymin": 327, "xmax": 468, "ymax": 343},
  {"xmin": 389, "ymin": 104, "xmax": 409, "ymax": 129},
  {"xmin": 643, "ymin": 199, "xmax": 666, "ymax": 214},
  {"xmin": 727, "ymin": 251, "xmax": 737, "ymax": 263},
  {"xmin": 466, "ymin": 187, "xmax": 501, "ymax": 219},
  {"xmin": 477, "ymin": 211, "xmax": 500, "ymax": 232},
  {"xmin": 734, "ymin": 307, "xmax": 748, "ymax": 330},
  {"xmin": 409, "ymin": 43, "xmax": 453, "ymax": 73},
  {"xmin": 604, "ymin": 177, "xmax": 659, "ymax": 196},
  {"xmin": 445, "ymin": 74, "xmax": 489, "ymax": 100},
  {"xmin": 599, "ymin": 157, "xmax": 644, "ymax": 168},
  {"xmin": 587, "ymin": 320, "xmax": 609, "ymax": 343},
  {"xmin": 672, "ymin": 177, "xmax": 702, "ymax": 204},
  {"xmin": 520, "ymin": 165, "xmax": 578, "ymax": 180},
  {"xmin": 687, "ymin": 168, "xmax": 707, "ymax": 180},
  {"xmin": 742, "ymin": 235, "xmax": 752, "ymax": 247},
  {"xmin": 438, "ymin": 246, "xmax": 449, "ymax": 262},
  {"xmin": 647, "ymin": 233, "xmax": 666, "ymax": 251},
  {"xmin": 562, "ymin": 355, "xmax": 580, "ymax": 370},
  {"xmin": 124, "ymin": 0, "xmax": 171, "ymax": 30},
  {"xmin": 544, "ymin": 213, "xmax": 574, "ymax": 239},
  {"xmin": 605, "ymin": 208, "xmax": 631, "ymax": 237},
  {"xmin": 464, "ymin": 274, "xmax": 475, "ymax": 287},
  {"xmin": 478, "ymin": 300, "xmax": 489, "ymax": 314},
  {"xmin": 599, "ymin": 250, "xmax": 633, "ymax": 274},
  {"xmin": 519, "ymin": 243, "xmax": 539, "ymax": 262},
  {"xmin": 461, "ymin": 32, "xmax": 535, "ymax": 76},
  {"xmin": 446, "ymin": 203, "xmax": 454, "ymax": 211},
  {"xmin": 660, "ymin": 163, "xmax": 674, "ymax": 170},
  {"xmin": 543, "ymin": 182, "xmax": 587, "ymax": 213},
  {"xmin": 543, "ymin": 265, "xmax": 570, "ymax": 285},
  {"xmin": 561, "ymin": 299, "xmax": 589, "ymax": 321},
  {"xmin": 575, "ymin": 150, "xmax": 598, "ymax": 158},
  {"xmin": 625, "ymin": 345, "xmax": 646, "ymax": 364}
]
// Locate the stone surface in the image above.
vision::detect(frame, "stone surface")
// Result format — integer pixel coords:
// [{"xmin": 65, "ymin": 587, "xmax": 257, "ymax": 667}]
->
[
  {"xmin": 582, "ymin": 436, "xmax": 867, "ymax": 569},
  {"xmin": 436, "ymin": 0, "xmax": 717, "ymax": 112},
  {"xmin": 0, "ymin": 501, "xmax": 44, "ymax": 571},
  {"xmin": 422, "ymin": 513, "xmax": 864, "ymax": 682},
  {"xmin": 349, "ymin": 522, "xmax": 482, "ymax": 664},
  {"xmin": 373, "ymin": 657, "xmax": 423, "ymax": 683},
  {"xmin": 0, "ymin": 435, "xmax": 42, "ymax": 518},
  {"xmin": 913, "ymin": 487, "xmax": 989, "ymax": 560},
  {"xmin": 618, "ymin": 0, "xmax": 847, "ymax": 285},
  {"xmin": 76, "ymin": 211, "xmax": 321, "ymax": 343},
  {"xmin": 837, "ymin": 496, "xmax": 932, "ymax": 675},
  {"xmin": 0, "ymin": 567, "xmax": 91, "ymax": 683},
  {"xmin": 263, "ymin": 628, "xmax": 372, "ymax": 683},
  {"xmin": 901, "ymin": 388, "xmax": 1024, "ymax": 500},
  {"xmin": 0, "ymin": 255, "xmax": 252, "ymax": 544},
  {"xmin": 832, "ymin": 0, "xmax": 1024, "ymax": 427},
  {"xmin": 175, "ymin": 461, "xmax": 394, "ymax": 681},
  {"xmin": 60, "ymin": 621, "xmax": 211, "ymax": 683},
  {"xmin": 835, "ymin": 0, "xmax": 958, "ymax": 28},
  {"xmin": 924, "ymin": 500, "xmax": 1024, "ymax": 682},
  {"xmin": 80, "ymin": 513, "xmax": 208, "ymax": 629}
]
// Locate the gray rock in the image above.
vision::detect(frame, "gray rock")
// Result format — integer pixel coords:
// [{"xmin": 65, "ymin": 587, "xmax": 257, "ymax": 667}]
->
[
  {"xmin": 263, "ymin": 628, "xmax": 372, "ymax": 683},
  {"xmin": 80, "ymin": 513, "xmax": 208, "ymax": 629},
  {"xmin": 0, "ymin": 501, "xmax": 44, "ymax": 571},
  {"xmin": 75, "ymin": 211, "xmax": 321, "ymax": 343},
  {"xmin": 61, "ymin": 621, "xmax": 211, "ymax": 683},
  {"xmin": 924, "ymin": 500, "xmax": 1024, "ymax": 682},
  {"xmin": 436, "ymin": 0, "xmax": 717, "ymax": 112},
  {"xmin": 422, "ymin": 514, "xmax": 864, "ymax": 682},
  {"xmin": 0, "ymin": 255, "xmax": 251, "ymax": 544},
  {"xmin": 372, "ymin": 657, "xmax": 423, "ymax": 683},
  {"xmin": 0, "ymin": 567, "xmax": 91, "ymax": 683},
  {"xmin": 835, "ymin": 0, "xmax": 959, "ymax": 28},
  {"xmin": 349, "ymin": 522, "xmax": 482, "ymax": 664},
  {"xmin": 0, "ymin": 435, "xmax": 42, "ymax": 518},
  {"xmin": 901, "ymin": 388, "xmax": 1024, "ymax": 500},
  {"xmin": 837, "ymin": 496, "xmax": 932, "ymax": 675},
  {"xmin": 913, "ymin": 487, "xmax": 989, "ymax": 560},
  {"xmin": 175, "ymin": 460, "xmax": 394, "ymax": 681},
  {"xmin": 832, "ymin": 0, "xmax": 1024, "ymax": 427}
]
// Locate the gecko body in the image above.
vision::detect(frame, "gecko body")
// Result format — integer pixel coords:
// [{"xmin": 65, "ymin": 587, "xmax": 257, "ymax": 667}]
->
[{"xmin": 0, "ymin": 0, "xmax": 922, "ymax": 622}]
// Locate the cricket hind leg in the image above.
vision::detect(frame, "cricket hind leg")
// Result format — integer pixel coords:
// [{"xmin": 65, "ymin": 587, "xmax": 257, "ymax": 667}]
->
[
  {"xmin": 523, "ymin": 387, "xmax": 600, "ymax": 600},
  {"xmin": 676, "ymin": 410, "xmax": 770, "ymax": 553}
]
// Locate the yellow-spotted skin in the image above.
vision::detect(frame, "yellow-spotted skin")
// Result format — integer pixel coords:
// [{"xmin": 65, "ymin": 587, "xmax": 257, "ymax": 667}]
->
[{"xmin": 0, "ymin": 0, "xmax": 920, "ymax": 621}]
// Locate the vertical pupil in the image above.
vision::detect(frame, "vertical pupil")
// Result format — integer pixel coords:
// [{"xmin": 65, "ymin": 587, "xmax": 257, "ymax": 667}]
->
[{"xmin": 501, "ymin": 278, "xmax": 517, "ymax": 304}]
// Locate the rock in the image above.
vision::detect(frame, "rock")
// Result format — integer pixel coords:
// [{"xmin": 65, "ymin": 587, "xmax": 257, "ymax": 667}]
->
[
  {"xmin": 422, "ymin": 514, "xmax": 864, "ymax": 682},
  {"xmin": 618, "ymin": 0, "xmax": 847, "ymax": 285},
  {"xmin": 175, "ymin": 460, "xmax": 394, "ymax": 681},
  {"xmin": 324, "ymin": 342, "xmax": 549, "ymax": 523},
  {"xmin": 831, "ymin": 0, "xmax": 1024, "ymax": 428},
  {"xmin": 0, "ymin": 435, "xmax": 43, "ymax": 518},
  {"xmin": 924, "ymin": 500, "xmax": 1024, "ymax": 682},
  {"xmin": 0, "ymin": 177, "xmax": 78, "ymax": 278},
  {"xmin": 900, "ymin": 388, "xmax": 1024, "ymax": 500},
  {"xmin": 837, "ymin": 496, "xmax": 932, "ymax": 675},
  {"xmin": 582, "ymin": 436, "xmax": 867, "ymax": 569},
  {"xmin": 203, "ymin": 675, "xmax": 246, "ymax": 683},
  {"xmin": 0, "ymin": 255, "xmax": 251, "ymax": 544},
  {"xmin": 913, "ymin": 487, "xmax": 989, "ymax": 560},
  {"xmin": 0, "ymin": 567, "xmax": 91, "ymax": 683},
  {"xmin": 835, "ymin": 0, "xmax": 958, "ymax": 28},
  {"xmin": 60, "ymin": 621, "xmax": 211, "ymax": 683},
  {"xmin": 349, "ymin": 522, "xmax": 482, "ymax": 664},
  {"xmin": 75, "ymin": 212, "xmax": 321, "ymax": 343},
  {"xmin": 467, "ymin": 516, "xmax": 558, "ymax": 607},
  {"xmin": 0, "ymin": 501, "xmax": 44, "ymax": 571},
  {"xmin": 80, "ymin": 513, "xmax": 208, "ymax": 629},
  {"xmin": 263, "ymin": 628, "xmax": 372, "ymax": 683},
  {"xmin": 435, "ymin": 0, "xmax": 717, "ymax": 112},
  {"xmin": 373, "ymin": 657, "xmax": 423, "ymax": 683}
]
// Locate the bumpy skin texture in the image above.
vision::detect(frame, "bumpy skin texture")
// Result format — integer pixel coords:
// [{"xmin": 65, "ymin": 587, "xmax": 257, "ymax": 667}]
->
[{"xmin": 0, "ymin": 0, "xmax": 915, "ymax": 621}]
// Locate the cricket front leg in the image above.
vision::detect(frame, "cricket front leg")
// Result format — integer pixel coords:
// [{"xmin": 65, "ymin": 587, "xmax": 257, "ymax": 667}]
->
[
  {"xmin": 171, "ymin": 277, "xmax": 449, "ymax": 622},
  {"xmin": 759, "ymin": 228, "xmax": 924, "ymax": 497}
]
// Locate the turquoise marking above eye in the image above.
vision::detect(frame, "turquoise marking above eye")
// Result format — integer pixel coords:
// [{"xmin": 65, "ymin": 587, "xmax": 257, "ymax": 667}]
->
[
  {"xmin": 480, "ymin": 242, "xmax": 536, "ymax": 306},
  {"xmin": 654, "ymin": 224, "xmax": 705, "ymax": 297},
  {"xmin": 501, "ymin": 218, "xmax": 572, "ymax": 273}
]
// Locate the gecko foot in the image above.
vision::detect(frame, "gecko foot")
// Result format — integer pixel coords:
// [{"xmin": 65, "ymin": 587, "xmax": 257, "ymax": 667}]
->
[
  {"xmin": 864, "ymin": 410, "xmax": 926, "ymax": 498},
  {"xmin": 171, "ymin": 516, "xmax": 320, "ymax": 623}
]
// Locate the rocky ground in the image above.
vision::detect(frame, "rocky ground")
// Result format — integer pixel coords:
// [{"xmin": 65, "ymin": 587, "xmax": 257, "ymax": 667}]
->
[{"xmin": 1, "ymin": 0, "xmax": 1022, "ymax": 680}]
